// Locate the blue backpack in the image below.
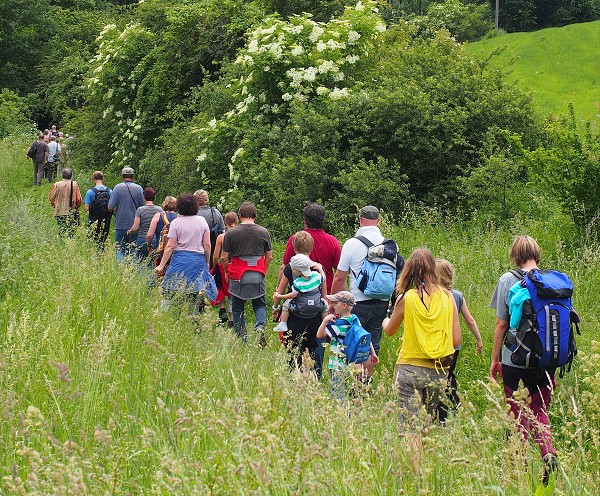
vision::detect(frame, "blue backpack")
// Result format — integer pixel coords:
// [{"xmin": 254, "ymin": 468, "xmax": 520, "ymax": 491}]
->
[
  {"xmin": 506, "ymin": 269, "xmax": 580, "ymax": 374},
  {"xmin": 327, "ymin": 315, "xmax": 372, "ymax": 364},
  {"xmin": 354, "ymin": 236, "xmax": 403, "ymax": 300}
]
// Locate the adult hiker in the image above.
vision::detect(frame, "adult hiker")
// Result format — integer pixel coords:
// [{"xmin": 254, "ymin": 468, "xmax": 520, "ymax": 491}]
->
[
  {"xmin": 194, "ymin": 189, "xmax": 225, "ymax": 269},
  {"xmin": 83, "ymin": 171, "xmax": 112, "ymax": 250},
  {"xmin": 45, "ymin": 135, "xmax": 62, "ymax": 183},
  {"xmin": 220, "ymin": 201, "xmax": 272, "ymax": 345},
  {"xmin": 48, "ymin": 168, "xmax": 82, "ymax": 238},
  {"xmin": 27, "ymin": 134, "xmax": 48, "ymax": 186},
  {"xmin": 127, "ymin": 187, "xmax": 162, "ymax": 265},
  {"xmin": 108, "ymin": 167, "xmax": 144, "ymax": 262}
]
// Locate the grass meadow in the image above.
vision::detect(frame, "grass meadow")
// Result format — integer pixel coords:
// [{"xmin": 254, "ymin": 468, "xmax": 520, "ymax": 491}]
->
[
  {"xmin": 1, "ymin": 138, "xmax": 600, "ymax": 495},
  {"xmin": 466, "ymin": 20, "xmax": 600, "ymax": 120}
]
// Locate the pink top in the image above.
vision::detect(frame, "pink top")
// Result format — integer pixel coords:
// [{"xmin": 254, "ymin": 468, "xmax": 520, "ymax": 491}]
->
[{"xmin": 167, "ymin": 215, "xmax": 209, "ymax": 253}]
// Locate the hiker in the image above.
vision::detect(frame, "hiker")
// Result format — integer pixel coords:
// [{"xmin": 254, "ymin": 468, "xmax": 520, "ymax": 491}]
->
[
  {"xmin": 435, "ymin": 258, "xmax": 483, "ymax": 423},
  {"xmin": 127, "ymin": 187, "xmax": 163, "ymax": 265},
  {"xmin": 45, "ymin": 135, "xmax": 61, "ymax": 183},
  {"xmin": 154, "ymin": 193, "xmax": 216, "ymax": 314},
  {"xmin": 274, "ymin": 253, "xmax": 327, "ymax": 374},
  {"xmin": 211, "ymin": 211, "xmax": 239, "ymax": 326},
  {"xmin": 330, "ymin": 206, "xmax": 402, "ymax": 356},
  {"xmin": 220, "ymin": 201, "xmax": 272, "ymax": 345},
  {"xmin": 108, "ymin": 167, "xmax": 144, "ymax": 262},
  {"xmin": 489, "ymin": 235, "xmax": 563, "ymax": 485},
  {"xmin": 27, "ymin": 134, "xmax": 48, "ymax": 186},
  {"xmin": 194, "ymin": 189, "xmax": 225, "ymax": 269},
  {"xmin": 280, "ymin": 202, "xmax": 341, "ymax": 374},
  {"xmin": 146, "ymin": 195, "xmax": 178, "ymax": 264},
  {"xmin": 316, "ymin": 291, "xmax": 378, "ymax": 399},
  {"xmin": 383, "ymin": 247, "xmax": 461, "ymax": 473},
  {"xmin": 84, "ymin": 171, "xmax": 112, "ymax": 250},
  {"xmin": 48, "ymin": 168, "xmax": 82, "ymax": 238}
]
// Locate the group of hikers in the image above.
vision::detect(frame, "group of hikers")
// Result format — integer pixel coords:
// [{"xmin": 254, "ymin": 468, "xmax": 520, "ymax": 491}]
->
[
  {"xmin": 32, "ymin": 157, "xmax": 579, "ymax": 485},
  {"xmin": 26, "ymin": 125, "xmax": 70, "ymax": 186}
]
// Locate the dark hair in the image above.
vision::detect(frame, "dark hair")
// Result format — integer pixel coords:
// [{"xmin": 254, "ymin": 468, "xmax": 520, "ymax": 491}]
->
[
  {"xmin": 303, "ymin": 202, "xmax": 326, "ymax": 229},
  {"xmin": 224, "ymin": 211, "xmax": 239, "ymax": 226},
  {"xmin": 238, "ymin": 201, "xmax": 257, "ymax": 219},
  {"xmin": 92, "ymin": 171, "xmax": 103, "ymax": 181},
  {"xmin": 176, "ymin": 193, "xmax": 198, "ymax": 216},
  {"xmin": 62, "ymin": 168, "xmax": 73, "ymax": 180},
  {"xmin": 143, "ymin": 187, "xmax": 156, "ymax": 201}
]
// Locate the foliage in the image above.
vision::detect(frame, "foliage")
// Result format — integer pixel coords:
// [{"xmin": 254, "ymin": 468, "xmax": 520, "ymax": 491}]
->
[
  {"xmin": 0, "ymin": 89, "xmax": 35, "ymax": 137},
  {"xmin": 526, "ymin": 107, "xmax": 600, "ymax": 236}
]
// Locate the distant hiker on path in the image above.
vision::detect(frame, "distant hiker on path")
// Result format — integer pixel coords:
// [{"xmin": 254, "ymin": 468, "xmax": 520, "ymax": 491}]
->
[
  {"xmin": 108, "ymin": 167, "xmax": 144, "ymax": 262},
  {"xmin": 84, "ymin": 171, "xmax": 112, "ymax": 250},
  {"xmin": 45, "ymin": 135, "xmax": 61, "ymax": 183},
  {"xmin": 48, "ymin": 168, "xmax": 82, "ymax": 238},
  {"xmin": 194, "ymin": 189, "xmax": 225, "ymax": 269},
  {"xmin": 27, "ymin": 134, "xmax": 48, "ymax": 186}
]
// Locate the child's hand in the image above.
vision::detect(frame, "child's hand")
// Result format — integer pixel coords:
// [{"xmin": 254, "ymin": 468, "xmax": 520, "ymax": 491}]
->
[
  {"xmin": 323, "ymin": 314, "xmax": 335, "ymax": 324},
  {"xmin": 273, "ymin": 292, "xmax": 282, "ymax": 299},
  {"xmin": 476, "ymin": 339, "xmax": 483, "ymax": 355}
]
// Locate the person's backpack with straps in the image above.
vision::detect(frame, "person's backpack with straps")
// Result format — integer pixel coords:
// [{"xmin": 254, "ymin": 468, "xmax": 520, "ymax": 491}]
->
[
  {"xmin": 152, "ymin": 212, "xmax": 172, "ymax": 266},
  {"xmin": 354, "ymin": 236, "xmax": 404, "ymax": 300},
  {"xmin": 88, "ymin": 188, "xmax": 111, "ymax": 223},
  {"xmin": 208, "ymin": 208, "xmax": 223, "ymax": 268}
]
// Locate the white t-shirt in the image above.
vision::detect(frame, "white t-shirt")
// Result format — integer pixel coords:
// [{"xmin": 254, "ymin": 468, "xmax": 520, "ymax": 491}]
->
[{"xmin": 337, "ymin": 225, "xmax": 384, "ymax": 301}]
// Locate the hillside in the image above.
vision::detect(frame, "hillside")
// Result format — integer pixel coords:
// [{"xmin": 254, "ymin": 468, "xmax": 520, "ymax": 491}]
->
[{"xmin": 466, "ymin": 21, "xmax": 600, "ymax": 119}]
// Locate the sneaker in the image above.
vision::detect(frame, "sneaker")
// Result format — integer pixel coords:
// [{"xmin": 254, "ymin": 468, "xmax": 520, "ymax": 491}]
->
[
  {"xmin": 274, "ymin": 321, "xmax": 288, "ymax": 332},
  {"xmin": 542, "ymin": 453, "xmax": 558, "ymax": 486}
]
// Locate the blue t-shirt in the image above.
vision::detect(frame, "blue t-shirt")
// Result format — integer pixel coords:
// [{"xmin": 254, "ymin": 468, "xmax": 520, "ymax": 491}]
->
[
  {"xmin": 108, "ymin": 181, "xmax": 144, "ymax": 229},
  {"xmin": 84, "ymin": 185, "xmax": 112, "ymax": 207}
]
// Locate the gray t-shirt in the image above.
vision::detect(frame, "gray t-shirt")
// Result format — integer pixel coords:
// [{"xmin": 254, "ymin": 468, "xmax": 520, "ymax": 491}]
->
[
  {"xmin": 135, "ymin": 205, "xmax": 163, "ymax": 242},
  {"xmin": 197, "ymin": 206, "xmax": 225, "ymax": 233},
  {"xmin": 489, "ymin": 270, "xmax": 525, "ymax": 368},
  {"xmin": 108, "ymin": 181, "xmax": 145, "ymax": 230}
]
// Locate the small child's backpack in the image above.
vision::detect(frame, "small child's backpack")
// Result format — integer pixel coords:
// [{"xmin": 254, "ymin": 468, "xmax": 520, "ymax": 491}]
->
[
  {"xmin": 506, "ymin": 268, "xmax": 580, "ymax": 375},
  {"xmin": 354, "ymin": 236, "xmax": 403, "ymax": 300},
  {"xmin": 327, "ymin": 315, "xmax": 372, "ymax": 364},
  {"xmin": 153, "ymin": 212, "xmax": 171, "ymax": 264},
  {"xmin": 88, "ymin": 187, "xmax": 111, "ymax": 223},
  {"xmin": 291, "ymin": 276, "xmax": 325, "ymax": 318}
]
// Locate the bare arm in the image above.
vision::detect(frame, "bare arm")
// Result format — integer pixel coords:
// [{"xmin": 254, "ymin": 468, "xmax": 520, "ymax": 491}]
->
[
  {"xmin": 330, "ymin": 269, "xmax": 347, "ymax": 295},
  {"xmin": 146, "ymin": 213, "xmax": 160, "ymax": 245},
  {"xmin": 274, "ymin": 290, "xmax": 299, "ymax": 300},
  {"xmin": 128, "ymin": 216, "xmax": 141, "ymax": 235},
  {"xmin": 490, "ymin": 317, "xmax": 509, "ymax": 382},
  {"xmin": 273, "ymin": 273, "xmax": 290, "ymax": 307},
  {"xmin": 316, "ymin": 314, "xmax": 336, "ymax": 339},
  {"xmin": 460, "ymin": 300, "xmax": 483, "ymax": 354},
  {"xmin": 264, "ymin": 250, "xmax": 273, "ymax": 270},
  {"xmin": 451, "ymin": 297, "xmax": 462, "ymax": 348},
  {"xmin": 155, "ymin": 236, "xmax": 176, "ymax": 272},
  {"xmin": 202, "ymin": 229, "xmax": 211, "ymax": 265},
  {"xmin": 383, "ymin": 294, "xmax": 405, "ymax": 337},
  {"xmin": 213, "ymin": 233, "xmax": 225, "ymax": 267}
]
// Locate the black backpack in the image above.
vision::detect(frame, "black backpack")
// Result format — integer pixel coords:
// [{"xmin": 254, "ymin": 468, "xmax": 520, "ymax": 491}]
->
[{"xmin": 89, "ymin": 187, "xmax": 111, "ymax": 223}]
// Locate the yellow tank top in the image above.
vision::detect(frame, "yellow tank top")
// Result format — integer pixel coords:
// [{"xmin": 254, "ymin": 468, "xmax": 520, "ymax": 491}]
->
[{"xmin": 397, "ymin": 288, "xmax": 455, "ymax": 366}]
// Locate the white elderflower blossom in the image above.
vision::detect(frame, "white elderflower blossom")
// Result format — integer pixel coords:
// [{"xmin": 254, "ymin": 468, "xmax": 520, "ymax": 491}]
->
[
  {"xmin": 208, "ymin": 118, "xmax": 217, "ymax": 128},
  {"xmin": 316, "ymin": 41, "xmax": 327, "ymax": 52},
  {"xmin": 291, "ymin": 44, "xmax": 304, "ymax": 56},
  {"xmin": 231, "ymin": 147, "xmax": 244, "ymax": 163},
  {"xmin": 264, "ymin": 65, "xmax": 270, "ymax": 72},
  {"xmin": 303, "ymin": 66, "xmax": 317, "ymax": 82},
  {"xmin": 281, "ymin": 93, "xmax": 293, "ymax": 101},
  {"xmin": 309, "ymin": 26, "xmax": 324, "ymax": 42},
  {"xmin": 269, "ymin": 43, "xmax": 283, "ymax": 58},
  {"xmin": 355, "ymin": 1, "xmax": 365, "ymax": 11},
  {"xmin": 345, "ymin": 54, "xmax": 360, "ymax": 64},
  {"xmin": 329, "ymin": 87, "xmax": 350, "ymax": 99},
  {"xmin": 289, "ymin": 24, "xmax": 304, "ymax": 34},
  {"xmin": 294, "ymin": 93, "xmax": 308, "ymax": 102},
  {"xmin": 334, "ymin": 71, "xmax": 345, "ymax": 81},
  {"xmin": 248, "ymin": 40, "xmax": 259, "ymax": 53},
  {"xmin": 348, "ymin": 30, "xmax": 361, "ymax": 44},
  {"xmin": 318, "ymin": 60, "xmax": 337, "ymax": 73},
  {"xmin": 375, "ymin": 22, "xmax": 386, "ymax": 33},
  {"xmin": 198, "ymin": 152, "xmax": 207, "ymax": 162},
  {"xmin": 316, "ymin": 86, "xmax": 330, "ymax": 95}
]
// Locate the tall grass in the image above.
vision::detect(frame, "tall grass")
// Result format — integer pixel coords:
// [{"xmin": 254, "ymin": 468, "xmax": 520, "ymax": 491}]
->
[{"xmin": 0, "ymin": 140, "xmax": 599, "ymax": 494}]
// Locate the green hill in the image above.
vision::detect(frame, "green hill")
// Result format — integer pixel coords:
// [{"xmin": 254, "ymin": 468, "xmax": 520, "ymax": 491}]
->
[{"xmin": 466, "ymin": 21, "xmax": 600, "ymax": 119}]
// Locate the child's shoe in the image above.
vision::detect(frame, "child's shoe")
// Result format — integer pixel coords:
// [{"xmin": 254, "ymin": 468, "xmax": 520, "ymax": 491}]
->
[{"xmin": 274, "ymin": 321, "xmax": 288, "ymax": 332}]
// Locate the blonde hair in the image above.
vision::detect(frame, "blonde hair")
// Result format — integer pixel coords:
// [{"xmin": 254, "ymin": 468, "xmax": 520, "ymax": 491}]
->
[
  {"xmin": 396, "ymin": 248, "xmax": 439, "ymax": 295},
  {"xmin": 436, "ymin": 258, "xmax": 454, "ymax": 291},
  {"xmin": 162, "ymin": 195, "xmax": 177, "ymax": 211},
  {"xmin": 193, "ymin": 189, "xmax": 209, "ymax": 206},
  {"xmin": 292, "ymin": 231, "xmax": 314, "ymax": 255},
  {"xmin": 509, "ymin": 235, "xmax": 541, "ymax": 268}
]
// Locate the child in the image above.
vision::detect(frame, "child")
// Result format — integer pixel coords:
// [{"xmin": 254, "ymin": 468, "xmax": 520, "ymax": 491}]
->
[
  {"xmin": 211, "ymin": 211, "xmax": 239, "ymax": 325},
  {"xmin": 435, "ymin": 258, "xmax": 483, "ymax": 422},
  {"xmin": 273, "ymin": 231, "xmax": 327, "ymax": 332},
  {"xmin": 316, "ymin": 291, "xmax": 378, "ymax": 399},
  {"xmin": 273, "ymin": 253, "xmax": 326, "ymax": 331}
]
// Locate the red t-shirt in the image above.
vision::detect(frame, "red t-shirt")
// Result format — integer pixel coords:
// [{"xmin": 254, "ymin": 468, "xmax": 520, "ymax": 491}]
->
[{"xmin": 283, "ymin": 228, "xmax": 341, "ymax": 293}]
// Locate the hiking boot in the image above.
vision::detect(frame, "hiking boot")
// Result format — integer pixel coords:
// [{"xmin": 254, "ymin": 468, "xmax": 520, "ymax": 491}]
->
[
  {"xmin": 542, "ymin": 453, "xmax": 558, "ymax": 486},
  {"xmin": 218, "ymin": 308, "xmax": 228, "ymax": 324}
]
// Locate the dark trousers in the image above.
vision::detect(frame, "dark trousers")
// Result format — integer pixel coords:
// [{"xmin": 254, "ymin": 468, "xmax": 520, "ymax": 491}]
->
[
  {"xmin": 89, "ymin": 217, "xmax": 111, "ymax": 251},
  {"xmin": 353, "ymin": 299, "xmax": 388, "ymax": 355},
  {"xmin": 56, "ymin": 212, "xmax": 79, "ymax": 238},
  {"xmin": 284, "ymin": 313, "xmax": 323, "ymax": 379}
]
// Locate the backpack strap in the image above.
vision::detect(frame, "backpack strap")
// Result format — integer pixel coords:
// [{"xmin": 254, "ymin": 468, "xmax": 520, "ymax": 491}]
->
[
  {"xmin": 162, "ymin": 211, "xmax": 170, "ymax": 226},
  {"xmin": 355, "ymin": 235, "xmax": 374, "ymax": 248},
  {"xmin": 509, "ymin": 268, "xmax": 525, "ymax": 279},
  {"xmin": 92, "ymin": 187, "xmax": 99, "ymax": 194}
]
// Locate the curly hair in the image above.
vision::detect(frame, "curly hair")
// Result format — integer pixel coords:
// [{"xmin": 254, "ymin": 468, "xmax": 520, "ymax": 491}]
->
[
  {"xmin": 176, "ymin": 193, "xmax": 199, "ymax": 216},
  {"xmin": 162, "ymin": 195, "xmax": 177, "ymax": 211}
]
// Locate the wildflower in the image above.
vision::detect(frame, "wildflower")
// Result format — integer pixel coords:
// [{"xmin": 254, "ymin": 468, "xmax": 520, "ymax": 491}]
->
[
  {"xmin": 348, "ymin": 30, "xmax": 361, "ymax": 44},
  {"xmin": 309, "ymin": 26, "xmax": 324, "ymax": 42},
  {"xmin": 291, "ymin": 44, "xmax": 304, "ymax": 56}
]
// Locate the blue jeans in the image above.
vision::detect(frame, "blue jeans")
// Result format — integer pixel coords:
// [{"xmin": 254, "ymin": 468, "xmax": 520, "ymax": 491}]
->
[
  {"xmin": 353, "ymin": 299, "xmax": 388, "ymax": 355},
  {"xmin": 115, "ymin": 229, "xmax": 136, "ymax": 262},
  {"xmin": 231, "ymin": 294, "xmax": 267, "ymax": 340}
]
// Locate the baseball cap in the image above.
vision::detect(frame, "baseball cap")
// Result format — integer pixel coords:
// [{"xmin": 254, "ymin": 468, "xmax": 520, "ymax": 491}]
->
[
  {"xmin": 360, "ymin": 205, "xmax": 379, "ymax": 220},
  {"xmin": 290, "ymin": 254, "xmax": 313, "ymax": 278},
  {"xmin": 121, "ymin": 167, "xmax": 135, "ymax": 176},
  {"xmin": 326, "ymin": 291, "xmax": 355, "ymax": 306}
]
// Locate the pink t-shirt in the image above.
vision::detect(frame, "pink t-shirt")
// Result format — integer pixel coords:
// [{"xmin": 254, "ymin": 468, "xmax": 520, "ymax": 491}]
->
[
  {"xmin": 283, "ymin": 228, "xmax": 341, "ymax": 293},
  {"xmin": 167, "ymin": 215, "xmax": 209, "ymax": 253}
]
